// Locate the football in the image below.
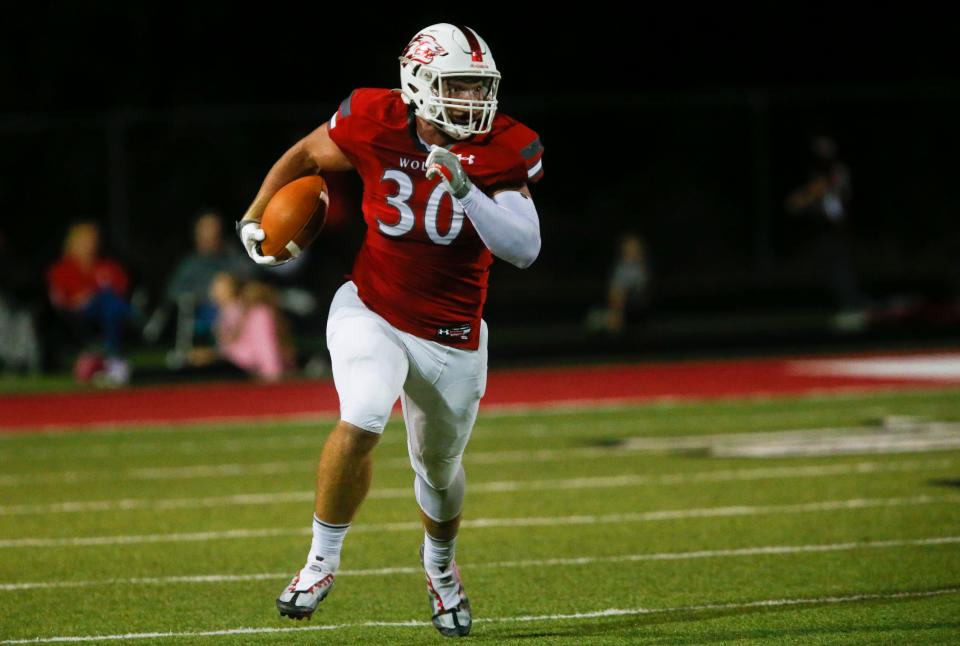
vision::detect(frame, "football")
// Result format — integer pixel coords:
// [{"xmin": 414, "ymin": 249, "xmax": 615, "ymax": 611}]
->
[{"xmin": 259, "ymin": 175, "xmax": 329, "ymax": 262}]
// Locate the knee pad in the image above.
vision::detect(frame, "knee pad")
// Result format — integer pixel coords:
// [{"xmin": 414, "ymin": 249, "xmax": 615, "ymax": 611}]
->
[{"xmin": 414, "ymin": 464, "xmax": 465, "ymax": 523}]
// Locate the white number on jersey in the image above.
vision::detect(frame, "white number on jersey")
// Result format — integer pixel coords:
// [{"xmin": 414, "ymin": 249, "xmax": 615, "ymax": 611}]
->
[
  {"xmin": 378, "ymin": 169, "xmax": 465, "ymax": 245},
  {"xmin": 378, "ymin": 169, "xmax": 416, "ymax": 237}
]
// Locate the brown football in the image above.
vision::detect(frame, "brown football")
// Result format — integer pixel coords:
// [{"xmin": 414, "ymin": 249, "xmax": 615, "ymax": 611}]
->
[{"xmin": 259, "ymin": 175, "xmax": 329, "ymax": 262}]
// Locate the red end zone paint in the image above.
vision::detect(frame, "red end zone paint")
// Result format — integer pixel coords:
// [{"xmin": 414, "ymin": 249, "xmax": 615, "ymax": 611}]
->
[{"xmin": 1, "ymin": 351, "xmax": 959, "ymax": 432}]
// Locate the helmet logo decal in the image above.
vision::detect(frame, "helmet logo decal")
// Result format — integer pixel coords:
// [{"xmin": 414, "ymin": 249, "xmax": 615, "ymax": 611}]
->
[{"xmin": 403, "ymin": 34, "xmax": 448, "ymax": 65}]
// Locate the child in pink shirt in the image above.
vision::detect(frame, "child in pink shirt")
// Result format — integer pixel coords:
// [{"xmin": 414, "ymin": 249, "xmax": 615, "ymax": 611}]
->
[{"xmin": 210, "ymin": 273, "xmax": 294, "ymax": 381}]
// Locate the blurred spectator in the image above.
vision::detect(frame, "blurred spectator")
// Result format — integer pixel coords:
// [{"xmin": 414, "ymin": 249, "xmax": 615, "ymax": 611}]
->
[
  {"xmin": 46, "ymin": 222, "xmax": 132, "ymax": 384},
  {"xmin": 0, "ymin": 228, "xmax": 40, "ymax": 373},
  {"xmin": 151, "ymin": 210, "xmax": 250, "ymax": 342},
  {"xmin": 587, "ymin": 232, "xmax": 652, "ymax": 334},
  {"xmin": 189, "ymin": 273, "xmax": 295, "ymax": 382},
  {"xmin": 785, "ymin": 133, "xmax": 871, "ymax": 310},
  {"xmin": 0, "ymin": 297, "xmax": 40, "ymax": 373}
]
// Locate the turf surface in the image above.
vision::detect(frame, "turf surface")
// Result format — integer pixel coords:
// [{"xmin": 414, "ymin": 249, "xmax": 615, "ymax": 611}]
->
[{"xmin": 1, "ymin": 388, "xmax": 959, "ymax": 644}]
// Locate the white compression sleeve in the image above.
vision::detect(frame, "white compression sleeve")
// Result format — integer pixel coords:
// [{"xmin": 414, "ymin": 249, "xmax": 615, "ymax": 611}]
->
[{"xmin": 456, "ymin": 185, "xmax": 541, "ymax": 269}]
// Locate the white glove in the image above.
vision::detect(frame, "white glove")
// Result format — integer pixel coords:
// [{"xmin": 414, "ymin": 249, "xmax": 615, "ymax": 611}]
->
[
  {"xmin": 236, "ymin": 220, "xmax": 283, "ymax": 266},
  {"xmin": 426, "ymin": 145, "xmax": 473, "ymax": 199}
]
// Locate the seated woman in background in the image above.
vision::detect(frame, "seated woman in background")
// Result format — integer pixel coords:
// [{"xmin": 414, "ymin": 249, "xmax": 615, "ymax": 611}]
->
[
  {"xmin": 46, "ymin": 222, "xmax": 133, "ymax": 384},
  {"xmin": 191, "ymin": 273, "xmax": 295, "ymax": 382},
  {"xmin": 162, "ymin": 211, "xmax": 252, "ymax": 340}
]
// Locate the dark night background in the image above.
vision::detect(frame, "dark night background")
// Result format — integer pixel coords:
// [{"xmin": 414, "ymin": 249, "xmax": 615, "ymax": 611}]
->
[{"xmin": 2, "ymin": 2, "xmax": 959, "ymax": 366}]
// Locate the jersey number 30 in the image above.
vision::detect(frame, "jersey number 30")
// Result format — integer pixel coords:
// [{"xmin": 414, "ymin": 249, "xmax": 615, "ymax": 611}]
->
[{"xmin": 378, "ymin": 169, "xmax": 465, "ymax": 245}]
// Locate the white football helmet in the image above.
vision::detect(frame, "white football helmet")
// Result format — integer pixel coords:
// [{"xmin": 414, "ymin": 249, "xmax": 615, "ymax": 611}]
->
[{"xmin": 399, "ymin": 23, "xmax": 500, "ymax": 140}]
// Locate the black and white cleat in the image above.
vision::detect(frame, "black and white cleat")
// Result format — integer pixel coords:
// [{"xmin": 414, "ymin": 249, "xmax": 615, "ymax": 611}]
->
[
  {"xmin": 276, "ymin": 570, "xmax": 334, "ymax": 620},
  {"xmin": 420, "ymin": 545, "xmax": 472, "ymax": 637}
]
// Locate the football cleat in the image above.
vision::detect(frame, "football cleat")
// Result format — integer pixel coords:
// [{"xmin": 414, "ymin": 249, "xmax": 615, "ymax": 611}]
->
[
  {"xmin": 275, "ymin": 566, "xmax": 335, "ymax": 620},
  {"xmin": 419, "ymin": 544, "xmax": 472, "ymax": 637}
]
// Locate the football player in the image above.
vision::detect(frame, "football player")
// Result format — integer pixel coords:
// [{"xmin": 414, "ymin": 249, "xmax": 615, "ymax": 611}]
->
[{"xmin": 237, "ymin": 23, "xmax": 544, "ymax": 637}]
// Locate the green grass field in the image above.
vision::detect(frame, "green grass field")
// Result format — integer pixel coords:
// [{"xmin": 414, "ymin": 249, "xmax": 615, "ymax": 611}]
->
[{"xmin": 2, "ymin": 389, "xmax": 959, "ymax": 644}]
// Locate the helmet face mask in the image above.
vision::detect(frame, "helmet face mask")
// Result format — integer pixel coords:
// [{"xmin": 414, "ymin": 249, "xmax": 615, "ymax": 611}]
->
[
  {"xmin": 399, "ymin": 24, "xmax": 500, "ymax": 140},
  {"xmin": 433, "ymin": 73, "xmax": 499, "ymax": 136}
]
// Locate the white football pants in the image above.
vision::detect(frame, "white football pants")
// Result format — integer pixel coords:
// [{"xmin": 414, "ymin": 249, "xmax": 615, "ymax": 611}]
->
[{"xmin": 326, "ymin": 281, "xmax": 488, "ymax": 522}]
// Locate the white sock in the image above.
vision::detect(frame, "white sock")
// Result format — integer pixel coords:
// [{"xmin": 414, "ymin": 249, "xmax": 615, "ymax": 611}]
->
[
  {"xmin": 423, "ymin": 530, "xmax": 456, "ymax": 575},
  {"xmin": 300, "ymin": 515, "xmax": 350, "ymax": 584}
]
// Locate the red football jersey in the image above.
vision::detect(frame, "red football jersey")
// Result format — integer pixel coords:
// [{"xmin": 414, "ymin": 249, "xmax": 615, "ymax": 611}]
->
[{"xmin": 327, "ymin": 88, "xmax": 544, "ymax": 350}]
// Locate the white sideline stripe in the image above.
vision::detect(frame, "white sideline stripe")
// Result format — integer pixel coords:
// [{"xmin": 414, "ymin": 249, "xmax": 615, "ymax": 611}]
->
[
  {"xmin": 0, "ymin": 494, "xmax": 956, "ymax": 548},
  {"xmin": 717, "ymin": 436, "xmax": 960, "ymax": 458},
  {"xmin": 1, "ymin": 535, "xmax": 957, "ymax": 592},
  {"xmin": 2, "ymin": 587, "xmax": 958, "ymax": 643},
  {"xmin": 622, "ymin": 422, "xmax": 960, "ymax": 452},
  {"xmin": 0, "ymin": 398, "xmax": 820, "ymax": 454},
  {"xmin": 791, "ymin": 354, "xmax": 960, "ymax": 381},
  {"xmin": 7, "ymin": 385, "xmax": 952, "ymax": 460},
  {"xmin": 0, "ymin": 458, "xmax": 953, "ymax": 516},
  {"xmin": 0, "ymin": 399, "xmax": 671, "ymax": 442},
  {"xmin": 10, "ymin": 393, "xmax": 960, "ymax": 467}
]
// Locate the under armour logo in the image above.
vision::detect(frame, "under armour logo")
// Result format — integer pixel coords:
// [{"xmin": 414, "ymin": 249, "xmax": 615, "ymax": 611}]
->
[
  {"xmin": 456, "ymin": 154, "xmax": 476, "ymax": 165},
  {"xmin": 437, "ymin": 324, "xmax": 472, "ymax": 340}
]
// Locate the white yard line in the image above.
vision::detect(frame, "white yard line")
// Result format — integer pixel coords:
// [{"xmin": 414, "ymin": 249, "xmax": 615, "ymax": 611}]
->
[
  {"xmin": 0, "ymin": 449, "xmax": 632, "ymax": 486},
  {"xmin": 1, "ymin": 494, "xmax": 956, "ymax": 548},
  {"xmin": 0, "ymin": 459, "xmax": 953, "ymax": 516},
  {"xmin": 2, "ymin": 441, "xmax": 955, "ymax": 487},
  {"xmin": 128, "ymin": 461, "xmax": 311, "ymax": 479},
  {"xmin": 0, "ymin": 462, "xmax": 315, "ymax": 487},
  {"xmin": 1, "ymin": 535, "xmax": 957, "ymax": 591},
  {"xmin": 1, "ymin": 587, "xmax": 957, "ymax": 643}
]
